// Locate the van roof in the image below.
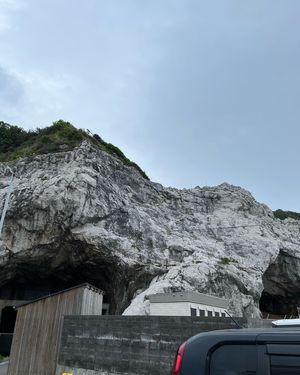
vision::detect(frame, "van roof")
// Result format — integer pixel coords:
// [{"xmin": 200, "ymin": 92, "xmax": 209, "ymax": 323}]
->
[{"xmin": 187, "ymin": 328, "xmax": 300, "ymax": 346}]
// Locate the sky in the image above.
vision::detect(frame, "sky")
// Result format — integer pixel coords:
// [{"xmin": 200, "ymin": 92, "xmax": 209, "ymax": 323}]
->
[{"xmin": 0, "ymin": 0, "xmax": 300, "ymax": 211}]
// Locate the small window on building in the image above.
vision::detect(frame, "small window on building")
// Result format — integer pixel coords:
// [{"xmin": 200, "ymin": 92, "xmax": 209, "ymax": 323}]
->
[
  {"xmin": 190, "ymin": 308, "xmax": 197, "ymax": 316},
  {"xmin": 199, "ymin": 309, "xmax": 205, "ymax": 317},
  {"xmin": 215, "ymin": 312, "xmax": 220, "ymax": 317},
  {"xmin": 207, "ymin": 310, "xmax": 213, "ymax": 317},
  {"xmin": 221, "ymin": 312, "xmax": 226, "ymax": 317},
  {"xmin": 210, "ymin": 344, "xmax": 257, "ymax": 374},
  {"xmin": 270, "ymin": 355, "xmax": 300, "ymax": 374}
]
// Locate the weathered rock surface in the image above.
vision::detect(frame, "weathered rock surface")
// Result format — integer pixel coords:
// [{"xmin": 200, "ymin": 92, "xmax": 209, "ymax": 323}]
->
[{"xmin": 0, "ymin": 141, "xmax": 300, "ymax": 317}]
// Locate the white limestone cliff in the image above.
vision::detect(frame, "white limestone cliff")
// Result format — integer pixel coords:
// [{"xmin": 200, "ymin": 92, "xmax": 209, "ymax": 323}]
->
[{"xmin": 0, "ymin": 141, "xmax": 299, "ymax": 317}]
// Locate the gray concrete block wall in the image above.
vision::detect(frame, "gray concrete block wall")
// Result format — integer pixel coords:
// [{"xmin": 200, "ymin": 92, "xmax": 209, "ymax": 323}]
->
[
  {"xmin": 57, "ymin": 316, "xmax": 247, "ymax": 375},
  {"xmin": 247, "ymin": 317, "xmax": 273, "ymax": 328}
]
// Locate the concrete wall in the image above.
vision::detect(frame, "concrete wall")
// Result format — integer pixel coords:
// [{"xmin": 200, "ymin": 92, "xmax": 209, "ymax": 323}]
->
[
  {"xmin": 56, "ymin": 315, "xmax": 248, "ymax": 375},
  {"xmin": 150, "ymin": 301, "xmax": 190, "ymax": 316}
]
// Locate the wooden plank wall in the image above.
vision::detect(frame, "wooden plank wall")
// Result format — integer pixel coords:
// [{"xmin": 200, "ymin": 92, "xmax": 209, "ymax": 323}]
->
[
  {"xmin": 8, "ymin": 286, "xmax": 103, "ymax": 375},
  {"xmin": 81, "ymin": 288, "xmax": 103, "ymax": 315}
]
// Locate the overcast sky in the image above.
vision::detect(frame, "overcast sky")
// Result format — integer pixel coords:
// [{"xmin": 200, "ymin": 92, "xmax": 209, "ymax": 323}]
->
[{"xmin": 0, "ymin": 0, "xmax": 300, "ymax": 211}]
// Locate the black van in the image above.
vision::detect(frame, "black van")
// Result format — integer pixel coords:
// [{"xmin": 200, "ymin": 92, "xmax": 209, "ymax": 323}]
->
[{"xmin": 172, "ymin": 328, "xmax": 300, "ymax": 375}]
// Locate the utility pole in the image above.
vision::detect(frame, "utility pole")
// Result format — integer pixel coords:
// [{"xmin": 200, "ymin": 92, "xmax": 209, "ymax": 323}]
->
[{"xmin": 0, "ymin": 167, "xmax": 14, "ymax": 239}]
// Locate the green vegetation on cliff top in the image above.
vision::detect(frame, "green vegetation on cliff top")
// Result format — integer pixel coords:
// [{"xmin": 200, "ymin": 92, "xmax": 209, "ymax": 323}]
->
[
  {"xmin": 0, "ymin": 120, "xmax": 149, "ymax": 180},
  {"xmin": 273, "ymin": 209, "xmax": 300, "ymax": 221}
]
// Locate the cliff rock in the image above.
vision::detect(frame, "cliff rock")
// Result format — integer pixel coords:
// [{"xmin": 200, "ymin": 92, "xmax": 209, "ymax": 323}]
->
[{"xmin": 0, "ymin": 141, "xmax": 299, "ymax": 317}]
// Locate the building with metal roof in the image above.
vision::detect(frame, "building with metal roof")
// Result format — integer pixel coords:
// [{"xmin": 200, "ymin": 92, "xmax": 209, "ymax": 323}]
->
[{"xmin": 148, "ymin": 291, "xmax": 229, "ymax": 317}]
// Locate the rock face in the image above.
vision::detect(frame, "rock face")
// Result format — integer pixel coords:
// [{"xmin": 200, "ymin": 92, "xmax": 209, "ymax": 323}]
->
[{"xmin": 0, "ymin": 141, "xmax": 300, "ymax": 317}]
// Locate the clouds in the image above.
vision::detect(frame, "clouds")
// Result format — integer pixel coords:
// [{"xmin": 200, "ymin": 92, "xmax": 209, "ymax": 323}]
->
[
  {"xmin": 0, "ymin": 1, "xmax": 300, "ymax": 210},
  {"xmin": 0, "ymin": 66, "xmax": 78, "ymax": 128},
  {"xmin": 0, "ymin": 66, "xmax": 24, "ymax": 122},
  {"xmin": 0, "ymin": 0, "xmax": 25, "ymax": 33},
  {"xmin": 0, "ymin": 0, "xmax": 27, "ymax": 119},
  {"xmin": 0, "ymin": 66, "xmax": 23, "ymax": 103}
]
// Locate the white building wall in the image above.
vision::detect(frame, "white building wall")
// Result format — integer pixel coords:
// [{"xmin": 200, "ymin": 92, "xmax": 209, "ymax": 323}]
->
[
  {"xmin": 150, "ymin": 302, "xmax": 190, "ymax": 316},
  {"xmin": 150, "ymin": 301, "xmax": 228, "ymax": 317}
]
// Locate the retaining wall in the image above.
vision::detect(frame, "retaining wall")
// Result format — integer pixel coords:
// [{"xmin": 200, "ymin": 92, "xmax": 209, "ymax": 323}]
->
[{"xmin": 56, "ymin": 315, "xmax": 260, "ymax": 375}]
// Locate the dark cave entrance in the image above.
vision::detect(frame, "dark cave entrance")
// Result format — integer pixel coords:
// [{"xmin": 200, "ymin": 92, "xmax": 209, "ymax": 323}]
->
[
  {"xmin": 0, "ymin": 306, "xmax": 17, "ymax": 356},
  {"xmin": 259, "ymin": 249, "xmax": 300, "ymax": 318},
  {"xmin": 0, "ymin": 240, "xmax": 153, "ymax": 316},
  {"xmin": 0, "ymin": 240, "xmax": 158, "ymax": 356},
  {"xmin": 0, "ymin": 234, "xmax": 162, "ymax": 357},
  {"xmin": 0, "ymin": 255, "xmax": 128, "ymax": 355},
  {"xmin": 0, "ymin": 264, "xmax": 121, "ymax": 315},
  {"xmin": 0, "ymin": 306, "xmax": 17, "ymax": 334}
]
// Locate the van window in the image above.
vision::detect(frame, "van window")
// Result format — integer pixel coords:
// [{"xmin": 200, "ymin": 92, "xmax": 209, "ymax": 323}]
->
[
  {"xmin": 270, "ymin": 355, "xmax": 300, "ymax": 375},
  {"xmin": 210, "ymin": 344, "xmax": 257, "ymax": 375}
]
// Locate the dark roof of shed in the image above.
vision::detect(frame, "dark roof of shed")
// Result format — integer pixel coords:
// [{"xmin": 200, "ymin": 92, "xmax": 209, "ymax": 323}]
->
[{"xmin": 14, "ymin": 282, "xmax": 104, "ymax": 309}]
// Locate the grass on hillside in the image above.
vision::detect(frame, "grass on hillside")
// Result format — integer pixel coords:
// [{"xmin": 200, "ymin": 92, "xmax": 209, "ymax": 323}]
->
[
  {"xmin": 0, "ymin": 120, "xmax": 149, "ymax": 180},
  {"xmin": 273, "ymin": 209, "xmax": 300, "ymax": 221}
]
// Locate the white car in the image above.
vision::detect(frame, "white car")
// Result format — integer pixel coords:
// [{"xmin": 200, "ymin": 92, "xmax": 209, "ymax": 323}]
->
[{"xmin": 272, "ymin": 318, "xmax": 300, "ymax": 327}]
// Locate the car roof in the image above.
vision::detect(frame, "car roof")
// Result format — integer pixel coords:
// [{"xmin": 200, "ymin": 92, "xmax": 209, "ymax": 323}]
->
[
  {"xmin": 187, "ymin": 328, "xmax": 300, "ymax": 346},
  {"xmin": 181, "ymin": 328, "xmax": 300, "ymax": 375}
]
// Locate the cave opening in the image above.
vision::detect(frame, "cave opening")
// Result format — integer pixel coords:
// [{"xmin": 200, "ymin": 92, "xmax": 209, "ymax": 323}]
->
[
  {"xmin": 0, "ymin": 254, "xmax": 129, "ymax": 356},
  {"xmin": 0, "ymin": 306, "xmax": 17, "ymax": 333},
  {"xmin": 0, "ymin": 249, "xmax": 127, "ymax": 316},
  {"xmin": 0, "ymin": 239, "xmax": 160, "ymax": 356},
  {"xmin": 0, "ymin": 266, "xmax": 119, "ymax": 314},
  {"xmin": 0, "ymin": 242, "xmax": 152, "ymax": 317},
  {"xmin": 0, "ymin": 306, "xmax": 17, "ymax": 356},
  {"xmin": 0, "ymin": 237, "xmax": 161, "ymax": 323},
  {"xmin": 259, "ymin": 250, "xmax": 300, "ymax": 318}
]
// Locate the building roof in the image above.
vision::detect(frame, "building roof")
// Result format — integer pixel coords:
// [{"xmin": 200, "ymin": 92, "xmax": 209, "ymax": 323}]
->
[
  {"xmin": 148, "ymin": 291, "xmax": 229, "ymax": 309},
  {"xmin": 14, "ymin": 283, "xmax": 104, "ymax": 309}
]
